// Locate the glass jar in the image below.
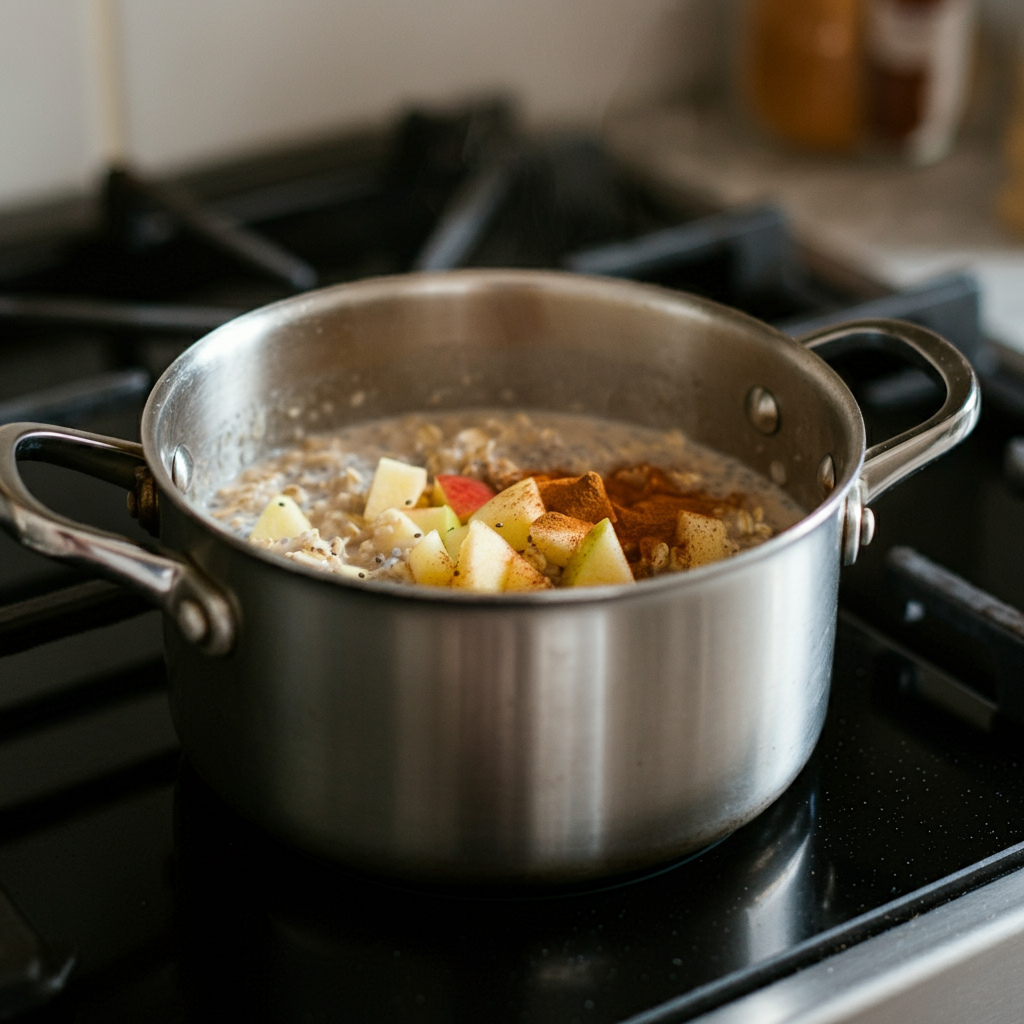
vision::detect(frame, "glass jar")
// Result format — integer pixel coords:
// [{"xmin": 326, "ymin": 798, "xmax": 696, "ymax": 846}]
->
[
  {"xmin": 740, "ymin": 0, "xmax": 863, "ymax": 152},
  {"xmin": 864, "ymin": 0, "xmax": 977, "ymax": 164},
  {"xmin": 739, "ymin": 0, "xmax": 976, "ymax": 163}
]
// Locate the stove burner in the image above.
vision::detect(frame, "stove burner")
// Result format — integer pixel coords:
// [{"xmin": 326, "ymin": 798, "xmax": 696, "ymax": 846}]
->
[
  {"xmin": 0, "ymin": 293, "xmax": 239, "ymax": 336},
  {"xmin": 886, "ymin": 546, "xmax": 1024, "ymax": 727},
  {"xmin": 105, "ymin": 167, "xmax": 319, "ymax": 292},
  {"xmin": 0, "ymin": 369, "xmax": 149, "ymax": 429},
  {"xmin": 565, "ymin": 204, "xmax": 792, "ymax": 298}
]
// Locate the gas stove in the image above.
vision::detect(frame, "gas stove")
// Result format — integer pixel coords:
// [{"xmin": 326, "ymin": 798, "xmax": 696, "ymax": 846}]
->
[{"xmin": 2, "ymin": 101, "xmax": 1024, "ymax": 1023}]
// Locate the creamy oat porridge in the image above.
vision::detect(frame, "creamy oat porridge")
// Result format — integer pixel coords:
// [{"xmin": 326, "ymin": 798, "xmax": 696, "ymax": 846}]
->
[{"xmin": 209, "ymin": 410, "xmax": 804, "ymax": 591}]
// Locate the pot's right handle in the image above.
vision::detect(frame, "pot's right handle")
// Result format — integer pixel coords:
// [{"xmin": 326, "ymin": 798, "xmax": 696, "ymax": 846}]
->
[
  {"xmin": 0, "ymin": 422, "xmax": 235, "ymax": 655},
  {"xmin": 798, "ymin": 318, "xmax": 981, "ymax": 565}
]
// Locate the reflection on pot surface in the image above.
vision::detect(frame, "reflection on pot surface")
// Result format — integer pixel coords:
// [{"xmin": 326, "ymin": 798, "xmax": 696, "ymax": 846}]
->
[{"xmin": 174, "ymin": 763, "xmax": 823, "ymax": 1024}]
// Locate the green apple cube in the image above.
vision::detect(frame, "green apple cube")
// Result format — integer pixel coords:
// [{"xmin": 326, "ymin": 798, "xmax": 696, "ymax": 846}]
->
[
  {"xmin": 675, "ymin": 510, "xmax": 730, "ymax": 568},
  {"xmin": 363, "ymin": 457, "xmax": 428, "ymax": 522},
  {"xmin": 503, "ymin": 552, "xmax": 552, "ymax": 591},
  {"xmin": 250, "ymin": 494, "xmax": 312, "ymax": 541},
  {"xmin": 443, "ymin": 523, "xmax": 471, "ymax": 562},
  {"xmin": 371, "ymin": 508, "xmax": 425, "ymax": 552},
  {"xmin": 406, "ymin": 504, "xmax": 460, "ymax": 537},
  {"xmin": 469, "ymin": 477, "xmax": 546, "ymax": 552},
  {"xmin": 451, "ymin": 521, "xmax": 515, "ymax": 592},
  {"xmin": 409, "ymin": 530, "xmax": 456, "ymax": 586},
  {"xmin": 528, "ymin": 511, "xmax": 593, "ymax": 567},
  {"xmin": 562, "ymin": 518, "xmax": 635, "ymax": 588}
]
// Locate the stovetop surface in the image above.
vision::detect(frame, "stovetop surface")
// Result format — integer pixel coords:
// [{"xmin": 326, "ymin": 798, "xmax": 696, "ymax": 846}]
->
[
  {"xmin": 4, "ymin": 599, "xmax": 1024, "ymax": 1024},
  {"xmin": 2, "ymin": 102, "xmax": 1024, "ymax": 1022}
]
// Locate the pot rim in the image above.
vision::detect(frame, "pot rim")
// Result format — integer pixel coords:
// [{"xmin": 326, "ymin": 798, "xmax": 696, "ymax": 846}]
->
[{"xmin": 142, "ymin": 269, "xmax": 865, "ymax": 606}]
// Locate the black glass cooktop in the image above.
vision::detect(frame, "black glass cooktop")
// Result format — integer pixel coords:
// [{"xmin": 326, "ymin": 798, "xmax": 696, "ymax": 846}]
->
[{"xmin": 4, "ymin": 594, "xmax": 1024, "ymax": 1024}]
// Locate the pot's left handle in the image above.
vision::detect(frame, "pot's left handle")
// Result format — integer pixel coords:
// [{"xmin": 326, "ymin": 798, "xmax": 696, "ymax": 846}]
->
[{"xmin": 0, "ymin": 423, "xmax": 235, "ymax": 656}]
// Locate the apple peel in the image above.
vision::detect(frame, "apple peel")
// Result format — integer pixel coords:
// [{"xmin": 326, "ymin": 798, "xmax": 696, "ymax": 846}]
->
[
  {"xmin": 562, "ymin": 518, "xmax": 635, "ymax": 588},
  {"xmin": 433, "ymin": 475, "xmax": 495, "ymax": 522}
]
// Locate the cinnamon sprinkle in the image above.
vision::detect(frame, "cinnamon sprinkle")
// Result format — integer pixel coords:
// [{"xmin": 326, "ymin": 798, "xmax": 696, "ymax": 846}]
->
[
  {"xmin": 604, "ymin": 464, "xmax": 746, "ymax": 574},
  {"xmin": 517, "ymin": 463, "xmax": 748, "ymax": 577}
]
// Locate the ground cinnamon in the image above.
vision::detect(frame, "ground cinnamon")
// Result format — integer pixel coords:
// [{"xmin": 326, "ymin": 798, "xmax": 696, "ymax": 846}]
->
[
  {"xmin": 516, "ymin": 463, "xmax": 746, "ymax": 579},
  {"xmin": 536, "ymin": 471, "xmax": 617, "ymax": 524},
  {"xmin": 603, "ymin": 465, "xmax": 746, "ymax": 575}
]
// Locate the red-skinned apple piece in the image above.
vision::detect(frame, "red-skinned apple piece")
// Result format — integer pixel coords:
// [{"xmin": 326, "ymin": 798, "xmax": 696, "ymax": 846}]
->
[{"xmin": 433, "ymin": 475, "xmax": 495, "ymax": 522}]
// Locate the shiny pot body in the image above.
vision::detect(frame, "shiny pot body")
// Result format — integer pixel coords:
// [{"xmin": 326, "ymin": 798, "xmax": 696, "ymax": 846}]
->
[
  {"xmin": 0, "ymin": 271, "xmax": 979, "ymax": 884},
  {"xmin": 161, "ymin": 495, "xmax": 838, "ymax": 883}
]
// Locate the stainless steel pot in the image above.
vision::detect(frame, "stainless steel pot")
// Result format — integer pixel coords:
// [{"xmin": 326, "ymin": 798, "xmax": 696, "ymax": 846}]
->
[{"xmin": 0, "ymin": 271, "xmax": 979, "ymax": 884}]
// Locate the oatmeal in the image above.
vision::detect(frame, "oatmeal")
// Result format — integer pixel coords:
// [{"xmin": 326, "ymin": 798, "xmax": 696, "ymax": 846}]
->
[{"xmin": 209, "ymin": 410, "xmax": 805, "ymax": 590}]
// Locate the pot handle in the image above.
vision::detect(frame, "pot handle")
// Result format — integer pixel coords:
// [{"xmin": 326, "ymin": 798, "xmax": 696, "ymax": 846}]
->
[
  {"xmin": 0, "ymin": 422, "xmax": 235, "ymax": 656},
  {"xmin": 798, "ymin": 318, "xmax": 980, "ymax": 565}
]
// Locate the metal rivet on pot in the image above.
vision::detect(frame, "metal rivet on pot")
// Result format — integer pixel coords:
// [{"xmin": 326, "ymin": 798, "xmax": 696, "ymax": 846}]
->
[
  {"xmin": 746, "ymin": 386, "xmax": 779, "ymax": 435},
  {"xmin": 177, "ymin": 599, "xmax": 208, "ymax": 644},
  {"xmin": 817, "ymin": 455, "xmax": 836, "ymax": 498},
  {"xmin": 860, "ymin": 506, "xmax": 876, "ymax": 547},
  {"xmin": 171, "ymin": 444, "xmax": 193, "ymax": 493}
]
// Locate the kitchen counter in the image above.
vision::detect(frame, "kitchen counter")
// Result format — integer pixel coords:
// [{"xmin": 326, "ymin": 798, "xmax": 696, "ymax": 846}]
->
[{"xmin": 606, "ymin": 104, "xmax": 1024, "ymax": 355}]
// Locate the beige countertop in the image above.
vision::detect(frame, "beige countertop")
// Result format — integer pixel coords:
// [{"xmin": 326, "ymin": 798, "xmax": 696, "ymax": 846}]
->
[{"xmin": 606, "ymin": 104, "xmax": 1024, "ymax": 354}]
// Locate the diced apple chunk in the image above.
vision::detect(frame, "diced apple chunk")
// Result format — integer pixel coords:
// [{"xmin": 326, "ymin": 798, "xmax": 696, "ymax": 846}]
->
[
  {"xmin": 528, "ymin": 512, "xmax": 593, "ymax": 567},
  {"xmin": 250, "ymin": 494, "xmax": 312, "ymax": 542},
  {"xmin": 409, "ymin": 530, "xmax": 456, "ymax": 586},
  {"xmin": 504, "ymin": 552, "xmax": 552, "ymax": 591},
  {"xmin": 371, "ymin": 508, "xmax": 424, "ymax": 552},
  {"xmin": 562, "ymin": 518, "xmax": 635, "ymax": 588},
  {"xmin": 443, "ymin": 523, "xmax": 471, "ymax": 562},
  {"xmin": 469, "ymin": 477, "xmax": 546, "ymax": 551},
  {"xmin": 675, "ymin": 510, "xmax": 731, "ymax": 569},
  {"xmin": 363, "ymin": 457, "xmax": 428, "ymax": 521},
  {"xmin": 406, "ymin": 504, "xmax": 460, "ymax": 538},
  {"xmin": 432, "ymin": 474, "xmax": 494, "ymax": 522},
  {"xmin": 451, "ymin": 521, "xmax": 515, "ymax": 593}
]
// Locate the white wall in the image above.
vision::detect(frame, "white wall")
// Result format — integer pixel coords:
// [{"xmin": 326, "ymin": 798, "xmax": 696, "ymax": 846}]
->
[
  {"xmin": 0, "ymin": 0, "xmax": 698, "ymax": 211},
  {"xmin": 0, "ymin": 0, "xmax": 1014, "ymax": 213},
  {"xmin": 0, "ymin": 1, "xmax": 102, "ymax": 207},
  {"xmin": 118, "ymin": 0, "xmax": 698, "ymax": 170}
]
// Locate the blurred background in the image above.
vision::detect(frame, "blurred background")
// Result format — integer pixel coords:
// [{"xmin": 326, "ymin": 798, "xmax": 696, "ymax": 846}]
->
[
  {"xmin": 0, "ymin": 0, "xmax": 1022, "ymax": 349},
  {"xmin": 0, "ymin": 0, "xmax": 728, "ymax": 205}
]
